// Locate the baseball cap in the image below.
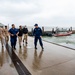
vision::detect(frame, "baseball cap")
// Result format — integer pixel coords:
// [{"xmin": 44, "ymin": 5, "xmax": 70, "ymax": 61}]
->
[{"xmin": 34, "ymin": 24, "xmax": 38, "ymax": 26}]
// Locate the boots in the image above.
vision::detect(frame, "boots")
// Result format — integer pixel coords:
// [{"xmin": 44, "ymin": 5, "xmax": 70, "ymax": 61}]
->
[
  {"xmin": 41, "ymin": 46, "xmax": 44, "ymax": 50},
  {"xmin": 35, "ymin": 46, "xmax": 37, "ymax": 49}
]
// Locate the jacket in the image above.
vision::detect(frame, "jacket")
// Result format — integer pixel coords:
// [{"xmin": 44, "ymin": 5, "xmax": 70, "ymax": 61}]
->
[
  {"xmin": 23, "ymin": 28, "xmax": 28, "ymax": 34},
  {"xmin": 9, "ymin": 28, "xmax": 19, "ymax": 37},
  {"xmin": 33, "ymin": 27, "xmax": 42, "ymax": 37},
  {"xmin": 18, "ymin": 29, "xmax": 23, "ymax": 36}
]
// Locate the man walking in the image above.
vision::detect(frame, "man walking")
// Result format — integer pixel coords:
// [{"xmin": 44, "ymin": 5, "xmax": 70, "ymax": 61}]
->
[
  {"xmin": 18, "ymin": 25, "xmax": 23, "ymax": 48},
  {"xmin": 0, "ymin": 27, "xmax": 4, "ymax": 47},
  {"xmin": 4, "ymin": 26, "xmax": 9, "ymax": 43},
  {"xmin": 9, "ymin": 24, "xmax": 19, "ymax": 50},
  {"xmin": 33, "ymin": 24, "xmax": 44, "ymax": 50},
  {"xmin": 23, "ymin": 25, "xmax": 28, "ymax": 45}
]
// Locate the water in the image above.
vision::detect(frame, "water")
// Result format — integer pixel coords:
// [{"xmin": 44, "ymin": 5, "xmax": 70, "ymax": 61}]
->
[
  {"xmin": 43, "ymin": 34, "xmax": 75, "ymax": 49},
  {"xmin": 28, "ymin": 26, "xmax": 75, "ymax": 49},
  {"xmin": 27, "ymin": 26, "xmax": 75, "ymax": 31},
  {"xmin": 27, "ymin": 26, "xmax": 75, "ymax": 49}
]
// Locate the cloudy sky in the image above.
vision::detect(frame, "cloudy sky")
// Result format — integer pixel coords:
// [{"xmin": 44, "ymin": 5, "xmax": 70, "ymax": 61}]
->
[{"xmin": 0, "ymin": 0, "xmax": 75, "ymax": 27}]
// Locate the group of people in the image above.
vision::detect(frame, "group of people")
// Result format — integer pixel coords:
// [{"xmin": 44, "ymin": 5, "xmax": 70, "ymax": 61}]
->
[
  {"xmin": 0, "ymin": 26, "xmax": 9, "ymax": 47},
  {"xmin": 0, "ymin": 23, "xmax": 44, "ymax": 50},
  {"xmin": 9, "ymin": 24, "xmax": 28, "ymax": 49}
]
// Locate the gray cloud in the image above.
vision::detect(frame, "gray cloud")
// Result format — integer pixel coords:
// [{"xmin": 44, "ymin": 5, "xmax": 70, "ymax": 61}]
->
[{"xmin": 0, "ymin": 0, "xmax": 75, "ymax": 27}]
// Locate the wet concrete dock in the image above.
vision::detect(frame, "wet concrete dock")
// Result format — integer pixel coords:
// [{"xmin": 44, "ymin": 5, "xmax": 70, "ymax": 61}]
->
[
  {"xmin": 0, "ymin": 44, "xmax": 18, "ymax": 75},
  {"xmin": 0, "ymin": 37, "xmax": 75, "ymax": 75}
]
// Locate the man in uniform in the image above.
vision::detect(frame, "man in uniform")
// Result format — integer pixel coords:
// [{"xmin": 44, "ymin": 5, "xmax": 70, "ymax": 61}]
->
[
  {"xmin": 33, "ymin": 24, "xmax": 44, "ymax": 50},
  {"xmin": 3, "ymin": 26, "xmax": 9, "ymax": 43},
  {"xmin": 0, "ymin": 27, "xmax": 4, "ymax": 47},
  {"xmin": 9, "ymin": 24, "xmax": 19, "ymax": 50}
]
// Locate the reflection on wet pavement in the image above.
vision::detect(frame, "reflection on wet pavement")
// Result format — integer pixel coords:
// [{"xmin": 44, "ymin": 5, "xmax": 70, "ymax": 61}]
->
[
  {"xmin": 32, "ymin": 50, "xmax": 44, "ymax": 70},
  {"xmin": 1, "ymin": 36, "xmax": 75, "ymax": 75},
  {"xmin": 0, "ymin": 47, "xmax": 4, "ymax": 67},
  {"xmin": 23, "ymin": 45, "xmax": 28, "ymax": 60},
  {"xmin": 0, "ymin": 45, "xmax": 18, "ymax": 75},
  {"xmin": 6, "ymin": 43, "xmax": 31, "ymax": 75}
]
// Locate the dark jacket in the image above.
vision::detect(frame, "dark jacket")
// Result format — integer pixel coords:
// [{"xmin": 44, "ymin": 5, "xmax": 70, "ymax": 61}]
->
[
  {"xmin": 9, "ymin": 28, "xmax": 19, "ymax": 37},
  {"xmin": 23, "ymin": 28, "xmax": 28, "ymax": 34},
  {"xmin": 33, "ymin": 27, "xmax": 42, "ymax": 37},
  {"xmin": 18, "ymin": 29, "xmax": 23, "ymax": 36}
]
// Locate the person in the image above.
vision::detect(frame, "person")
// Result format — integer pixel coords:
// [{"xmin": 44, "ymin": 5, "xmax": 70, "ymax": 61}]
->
[
  {"xmin": 23, "ymin": 25, "xmax": 28, "ymax": 45},
  {"xmin": 0, "ymin": 27, "xmax": 4, "ymax": 47},
  {"xmin": 18, "ymin": 25, "xmax": 23, "ymax": 48},
  {"xmin": 33, "ymin": 24, "xmax": 44, "ymax": 50},
  {"xmin": 9, "ymin": 24, "xmax": 19, "ymax": 50},
  {"xmin": 3, "ymin": 26, "xmax": 9, "ymax": 43}
]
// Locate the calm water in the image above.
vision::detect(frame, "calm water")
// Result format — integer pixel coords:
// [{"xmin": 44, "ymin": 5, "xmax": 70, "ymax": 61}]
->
[{"xmin": 43, "ymin": 34, "xmax": 75, "ymax": 49}]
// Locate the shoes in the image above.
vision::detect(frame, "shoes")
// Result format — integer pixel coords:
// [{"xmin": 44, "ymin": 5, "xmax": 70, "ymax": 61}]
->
[
  {"xmin": 26, "ymin": 42, "xmax": 28, "ymax": 44},
  {"xmin": 42, "ymin": 47, "xmax": 44, "ymax": 50},
  {"xmin": 2, "ymin": 45, "xmax": 3, "ymax": 47},
  {"xmin": 35, "ymin": 47, "xmax": 37, "ymax": 49},
  {"xmin": 14, "ymin": 46, "xmax": 16, "ymax": 50},
  {"xmin": 35, "ymin": 46, "xmax": 44, "ymax": 50},
  {"xmin": 20, "ymin": 46, "xmax": 21, "ymax": 48},
  {"xmin": 14, "ymin": 48, "xmax": 16, "ymax": 50},
  {"xmin": 11, "ymin": 46, "xmax": 16, "ymax": 50}
]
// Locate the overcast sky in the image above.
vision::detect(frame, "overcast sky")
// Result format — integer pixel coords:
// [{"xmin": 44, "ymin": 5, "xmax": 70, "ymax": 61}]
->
[{"xmin": 0, "ymin": 0, "xmax": 75, "ymax": 27}]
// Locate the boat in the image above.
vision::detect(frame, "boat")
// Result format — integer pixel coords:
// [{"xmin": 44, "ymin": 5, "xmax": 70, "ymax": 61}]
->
[{"xmin": 54, "ymin": 31, "xmax": 72, "ymax": 37}]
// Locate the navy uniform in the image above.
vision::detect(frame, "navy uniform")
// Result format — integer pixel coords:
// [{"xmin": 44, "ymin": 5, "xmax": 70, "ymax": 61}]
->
[
  {"xmin": 33, "ymin": 24, "xmax": 44, "ymax": 50},
  {"xmin": 9, "ymin": 26, "xmax": 19, "ymax": 50}
]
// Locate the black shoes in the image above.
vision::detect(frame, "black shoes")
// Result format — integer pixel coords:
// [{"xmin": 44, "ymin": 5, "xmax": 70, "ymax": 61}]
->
[
  {"xmin": 42, "ymin": 46, "xmax": 44, "ymax": 49},
  {"xmin": 35, "ymin": 46, "xmax": 44, "ymax": 50},
  {"xmin": 35, "ymin": 47, "xmax": 37, "ymax": 49},
  {"xmin": 12, "ymin": 46, "xmax": 16, "ymax": 50},
  {"xmin": 26, "ymin": 42, "xmax": 28, "ymax": 44},
  {"xmin": 14, "ymin": 47, "xmax": 16, "ymax": 50},
  {"xmin": 23, "ymin": 40, "xmax": 28, "ymax": 45},
  {"xmin": 23, "ymin": 40, "xmax": 24, "ymax": 43},
  {"xmin": 2, "ymin": 45, "xmax": 3, "ymax": 47},
  {"xmin": 20, "ymin": 46, "xmax": 21, "ymax": 48},
  {"xmin": 42, "ymin": 47, "xmax": 44, "ymax": 50}
]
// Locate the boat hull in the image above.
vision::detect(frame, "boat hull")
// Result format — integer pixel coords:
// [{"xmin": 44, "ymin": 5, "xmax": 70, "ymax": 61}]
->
[{"xmin": 54, "ymin": 32, "xmax": 72, "ymax": 37}]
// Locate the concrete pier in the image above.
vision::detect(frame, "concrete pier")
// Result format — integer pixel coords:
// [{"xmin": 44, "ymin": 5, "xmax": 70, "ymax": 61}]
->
[{"xmin": 0, "ymin": 37, "xmax": 75, "ymax": 75}]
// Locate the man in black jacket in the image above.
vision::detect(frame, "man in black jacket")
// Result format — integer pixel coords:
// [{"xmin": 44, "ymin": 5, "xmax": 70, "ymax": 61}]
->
[
  {"xmin": 23, "ymin": 25, "xmax": 28, "ymax": 45},
  {"xmin": 18, "ymin": 25, "xmax": 23, "ymax": 48}
]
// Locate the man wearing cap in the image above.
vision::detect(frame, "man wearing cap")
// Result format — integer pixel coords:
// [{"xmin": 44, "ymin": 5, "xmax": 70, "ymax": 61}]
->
[{"xmin": 33, "ymin": 24, "xmax": 44, "ymax": 50}]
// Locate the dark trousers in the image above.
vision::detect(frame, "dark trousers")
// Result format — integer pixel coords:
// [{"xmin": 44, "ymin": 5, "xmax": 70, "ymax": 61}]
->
[
  {"xmin": 11, "ymin": 37, "xmax": 17, "ymax": 48},
  {"xmin": 34, "ymin": 36, "xmax": 43, "ymax": 48}
]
